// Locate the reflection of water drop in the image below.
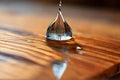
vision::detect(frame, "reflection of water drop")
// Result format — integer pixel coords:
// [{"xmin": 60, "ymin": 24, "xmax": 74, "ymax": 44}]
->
[
  {"xmin": 78, "ymin": 52, "xmax": 84, "ymax": 55},
  {"xmin": 46, "ymin": 0, "xmax": 72, "ymax": 40},
  {"xmin": 52, "ymin": 60, "xmax": 68, "ymax": 80}
]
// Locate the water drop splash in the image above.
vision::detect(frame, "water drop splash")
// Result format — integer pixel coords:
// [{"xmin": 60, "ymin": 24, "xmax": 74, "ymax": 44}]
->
[{"xmin": 46, "ymin": 0, "xmax": 72, "ymax": 40}]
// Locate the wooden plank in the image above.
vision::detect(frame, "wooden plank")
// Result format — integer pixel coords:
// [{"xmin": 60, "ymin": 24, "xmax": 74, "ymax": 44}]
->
[
  {"xmin": 0, "ymin": 2, "xmax": 120, "ymax": 79},
  {"xmin": 0, "ymin": 29, "xmax": 120, "ymax": 80}
]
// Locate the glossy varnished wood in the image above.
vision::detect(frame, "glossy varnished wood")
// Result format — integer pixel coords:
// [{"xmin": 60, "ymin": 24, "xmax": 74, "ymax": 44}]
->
[
  {"xmin": 0, "ymin": 28, "xmax": 120, "ymax": 80},
  {"xmin": 0, "ymin": 1, "xmax": 120, "ymax": 80}
]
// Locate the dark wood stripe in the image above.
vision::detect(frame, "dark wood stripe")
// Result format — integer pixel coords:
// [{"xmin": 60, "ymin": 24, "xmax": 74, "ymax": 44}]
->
[
  {"xmin": 0, "ymin": 41, "xmax": 52, "ymax": 57},
  {"xmin": 76, "ymin": 41, "xmax": 120, "ymax": 57},
  {"xmin": 0, "ymin": 45, "xmax": 55, "ymax": 64},
  {"xmin": 0, "ymin": 39, "xmax": 62, "ymax": 57},
  {"xmin": 0, "ymin": 52, "xmax": 40, "ymax": 65}
]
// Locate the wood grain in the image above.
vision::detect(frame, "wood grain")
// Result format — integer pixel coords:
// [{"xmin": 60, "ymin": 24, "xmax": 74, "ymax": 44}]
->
[
  {"xmin": 0, "ymin": 2, "xmax": 120, "ymax": 80},
  {"xmin": 0, "ymin": 27, "xmax": 120, "ymax": 80}
]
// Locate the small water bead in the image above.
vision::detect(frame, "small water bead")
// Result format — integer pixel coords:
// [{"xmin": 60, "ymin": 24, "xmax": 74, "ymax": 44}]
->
[
  {"xmin": 46, "ymin": 0, "xmax": 72, "ymax": 40},
  {"xmin": 76, "ymin": 46, "xmax": 82, "ymax": 50}
]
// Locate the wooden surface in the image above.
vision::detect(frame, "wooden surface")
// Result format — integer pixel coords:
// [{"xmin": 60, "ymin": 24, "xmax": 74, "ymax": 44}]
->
[{"xmin": 0, "ymin": 1, "xmax": 120, "ymax": 80}]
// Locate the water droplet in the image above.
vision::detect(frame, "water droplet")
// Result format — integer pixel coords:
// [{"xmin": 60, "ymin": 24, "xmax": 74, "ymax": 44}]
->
[
  {"xmin": 52, "ymin": 60, "xmax": 68, "ymax": 80},
  {"xmin": 76, "ymin": 46, "xmax": 82, "ymax": 50},
  {"xmin": 46, "ymin": 0, "xmax": 72, "ymax": 40}
]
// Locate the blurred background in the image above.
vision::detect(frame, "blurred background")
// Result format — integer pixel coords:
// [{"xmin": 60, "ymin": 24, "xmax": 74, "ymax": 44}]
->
[
  {"xmin": 41, "ymin": 0, "xmax": 120, "ymax": 9},
  {"xmin": 0, "ymin": 0, "xmax": 120, "ymax": 40},
  {"xmin": 0, "ymin": 0, "xmax": 119, "ymax": 9}
]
